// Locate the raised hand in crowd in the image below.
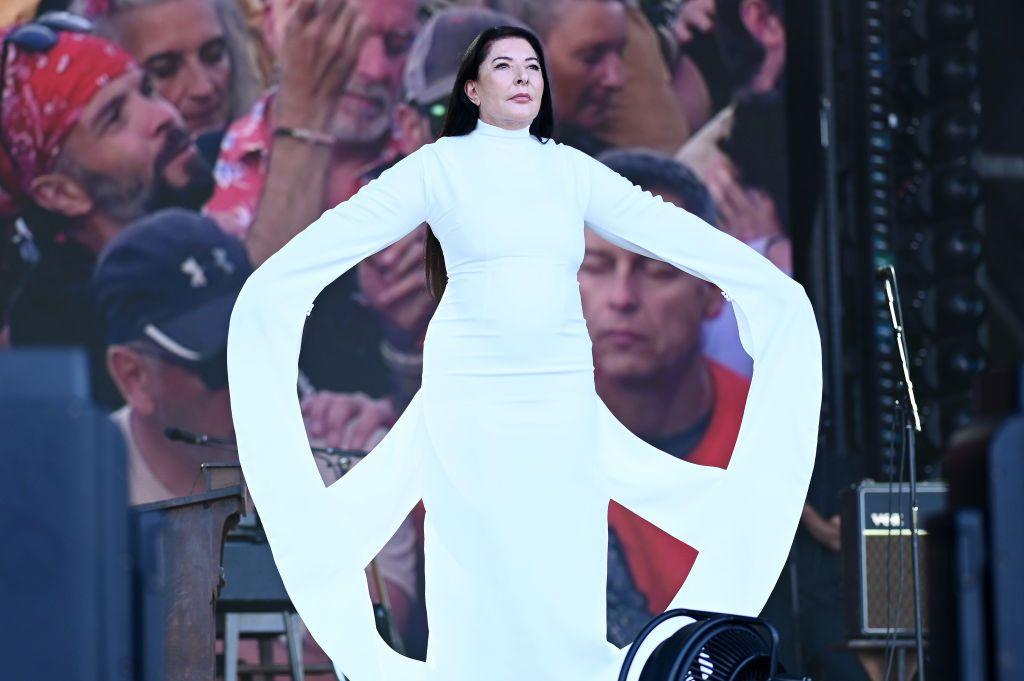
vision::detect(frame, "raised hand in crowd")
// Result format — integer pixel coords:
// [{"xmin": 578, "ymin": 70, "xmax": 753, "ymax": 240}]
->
[
  {"xmin": 715, "ymin": 181, "xmax": 781, "ymax": 243},
  {"xmin": 675, "ymin": 108, "xmax": 746, "ymax": 228},
  {"xmin": 274, "ymin": 0, "xmax": 366, "ymax": 130},
  {"xmin": 675, "ymin": 106, "xmax": 783, "ymax": 246},
  {"xmin": 671, "ymin": 0, "xmax": 716, "ymax": 45},
  {"xmin": 244, "ymin": 0, "xmax": 370, "ymax": 265},
  {"xmin": 301, "ymin": 390, "xmax": 397, "ymax": 451}
]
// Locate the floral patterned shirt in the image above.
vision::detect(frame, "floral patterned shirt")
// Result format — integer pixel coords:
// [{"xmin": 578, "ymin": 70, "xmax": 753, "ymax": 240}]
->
[{"xmin": 203, "ymin": 89, "xmax": 402, "ymax": 238}]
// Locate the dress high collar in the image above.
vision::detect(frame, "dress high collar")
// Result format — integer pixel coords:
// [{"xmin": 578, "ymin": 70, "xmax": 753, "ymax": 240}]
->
[{"xmin": 473, "ymin": 117, "xmax": 532, "ymax": 139}]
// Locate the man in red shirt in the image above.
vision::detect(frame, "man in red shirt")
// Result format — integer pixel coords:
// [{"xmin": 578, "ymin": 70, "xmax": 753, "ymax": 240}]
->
[
  {"xmin": 583, "ymin": 149, "xmax": 839, "ymax": 656},
  {"xmin": 578, "ymin": 149, "xmax": 748, "ymax": 644}
]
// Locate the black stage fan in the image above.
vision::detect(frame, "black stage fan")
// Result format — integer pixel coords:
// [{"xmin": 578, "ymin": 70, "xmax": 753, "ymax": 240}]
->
[{"xmin": 619, "ymin": 609, "xmax": 809, "ymax": 681}]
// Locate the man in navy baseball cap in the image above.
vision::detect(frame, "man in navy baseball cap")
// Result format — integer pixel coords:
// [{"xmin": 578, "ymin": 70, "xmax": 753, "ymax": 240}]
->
[
  {"xmin": 95, "ymin": 208, "xmax": 252, "ymax": 392},
  {"xmin": 94, "ymin": 208, "xmax": 251, "ymax": 504},
  {"xmin": 94, "ymin": 209, "xmax": 424, "ymax": 660}
]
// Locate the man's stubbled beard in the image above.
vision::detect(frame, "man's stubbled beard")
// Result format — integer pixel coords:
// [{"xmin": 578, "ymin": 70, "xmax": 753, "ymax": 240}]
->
[
  {"xmin": 144, "ymin": 148, "xmax": 215, "ymax": 213},
  {"xmin": 54, "ymin": 125, "xmax": 215, "ymax": 223},
  {"xmin": 144, "ymin": 126, "xmax": 215, "ymax": 213},
  {"xmin": 52, "ymin": 150, "xmax": 149, "ymax": 224}
]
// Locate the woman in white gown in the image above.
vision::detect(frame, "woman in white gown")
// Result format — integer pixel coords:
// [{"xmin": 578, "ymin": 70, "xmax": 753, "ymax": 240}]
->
[{"xmin": 227, "ymin": 26, "xmax": 822, "ymax": 681}]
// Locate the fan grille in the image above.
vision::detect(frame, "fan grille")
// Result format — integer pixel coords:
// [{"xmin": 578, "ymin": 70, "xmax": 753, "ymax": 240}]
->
[
  {"xmin": 629, "ymin": 611, "xmax": 781, "ymax": 681},
  {"xmin": 679, "ymin": 626, "xmax": 773, "ymax": 680}
]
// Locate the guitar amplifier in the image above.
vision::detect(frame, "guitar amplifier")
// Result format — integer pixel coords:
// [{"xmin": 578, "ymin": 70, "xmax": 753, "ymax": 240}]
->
[{"xmin": 840, "ymin": 481, "xmax": 948, "ymax": 638}]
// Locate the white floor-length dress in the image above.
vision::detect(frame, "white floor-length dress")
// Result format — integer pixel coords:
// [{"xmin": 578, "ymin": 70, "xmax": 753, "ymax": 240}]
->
[{"xmin": 226, "ymin": 117, "xmax": 822, "ymax": 681}]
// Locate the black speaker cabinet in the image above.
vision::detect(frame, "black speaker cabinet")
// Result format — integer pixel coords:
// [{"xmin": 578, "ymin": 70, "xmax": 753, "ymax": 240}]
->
[{"xmin": 840, "ymin": 481, "xmax": 948, "ymax": 638}]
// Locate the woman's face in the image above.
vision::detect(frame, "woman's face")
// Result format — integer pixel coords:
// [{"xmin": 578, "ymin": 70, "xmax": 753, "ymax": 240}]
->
[
  {"xmin": 464, "ymin": 37, "xmax": 544, "ymax": 130},
  {"xmin": 117, "ymin": 0, "xmax": 232, "ymax": 134}
]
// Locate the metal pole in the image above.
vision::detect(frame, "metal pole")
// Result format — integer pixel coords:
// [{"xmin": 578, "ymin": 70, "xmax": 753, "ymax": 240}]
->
[{"xmin": 906, "ymin": 418, "xmax": 926, "ymax": 680}]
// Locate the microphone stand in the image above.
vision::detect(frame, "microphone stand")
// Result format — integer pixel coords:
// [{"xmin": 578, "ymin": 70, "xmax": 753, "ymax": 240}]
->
[
  {"xmin": 164, "ymin": 427, "xmax": 365, "ymax": 471},
  {"xmin": 163, "ymin": 427, "xmax": 404, "ymax": 652},
  {"xmin": 878, "ymin": 265, "xmax": 926, "ymax": 680}
]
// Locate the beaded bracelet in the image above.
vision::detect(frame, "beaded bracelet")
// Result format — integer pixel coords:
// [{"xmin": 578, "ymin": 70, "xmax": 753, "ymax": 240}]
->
[{"xmin": 272, "ymin": 126, "xmax": 338, "ymax": 147}]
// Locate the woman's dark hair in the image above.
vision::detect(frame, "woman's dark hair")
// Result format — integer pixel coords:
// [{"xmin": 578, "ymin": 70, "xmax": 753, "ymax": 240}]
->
[{"xmin": 423, "ymin": 25, "xmax": 555, "ymax": 302}]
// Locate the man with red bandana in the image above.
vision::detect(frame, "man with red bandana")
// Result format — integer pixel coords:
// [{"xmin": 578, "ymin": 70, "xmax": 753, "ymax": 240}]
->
[{"xmin": 0, "ymin": 21, "xmax": 212, "ymax": 405}]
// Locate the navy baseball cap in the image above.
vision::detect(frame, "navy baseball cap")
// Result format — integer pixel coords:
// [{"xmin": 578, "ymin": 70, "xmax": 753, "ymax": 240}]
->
[{"xmin": 94, "ymin": 209, "xmax": 252, "ymax": 373}]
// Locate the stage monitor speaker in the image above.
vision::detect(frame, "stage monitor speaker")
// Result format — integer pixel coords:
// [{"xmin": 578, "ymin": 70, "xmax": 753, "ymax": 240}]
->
[
  {"xmin": 0, "ymin": 348, "xmax": 133, "ymax": 680},
  {"xmin": 840, "ymin": 480, "xmax": 948, "ymax": 638}
]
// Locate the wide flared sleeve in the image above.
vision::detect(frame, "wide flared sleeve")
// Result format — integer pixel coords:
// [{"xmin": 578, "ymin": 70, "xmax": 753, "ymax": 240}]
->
[
  {"xmin": 226, "ymin": 145, "xmax": 436, "ymax": 680},
  {"xmin": 569, "ymin": 144, "xmax": 823, "ymax": 619}
]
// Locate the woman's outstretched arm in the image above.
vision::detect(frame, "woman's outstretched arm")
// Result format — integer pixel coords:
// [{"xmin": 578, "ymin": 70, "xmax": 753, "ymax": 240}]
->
[
  {"xmin": 572, "ymin": 144, "xmax": 822, "ymax": 619},
  {"xmin": 226, "ymin": 145, "xmax": 436, "ymax": 679}
]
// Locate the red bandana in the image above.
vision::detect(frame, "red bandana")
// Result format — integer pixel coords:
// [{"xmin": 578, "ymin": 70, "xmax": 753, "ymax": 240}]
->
[{"xmin": 0, "ymin": 29, "xmax": 136, "ymax": 217}]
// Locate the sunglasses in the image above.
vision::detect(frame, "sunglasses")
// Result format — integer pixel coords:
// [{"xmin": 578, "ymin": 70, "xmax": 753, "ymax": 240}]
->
[{"xmin": 0, "ymin": 12, "xmax": 95, "ymax": 166}]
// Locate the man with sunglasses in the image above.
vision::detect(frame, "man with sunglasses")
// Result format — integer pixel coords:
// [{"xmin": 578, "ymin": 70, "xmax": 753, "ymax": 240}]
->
[
  {"xmin": 94, "ymin": 207, "xmax": 422, "ymax": 660},
  {"xmin": 0, "ymin": 14, "xmax": 212, "ymax": 405}
]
